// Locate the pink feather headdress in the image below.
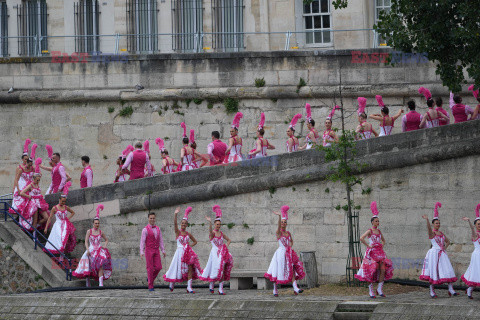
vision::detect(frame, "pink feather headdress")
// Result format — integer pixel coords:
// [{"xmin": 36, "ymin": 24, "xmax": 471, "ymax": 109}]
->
[
  {"xmin": 34, "ymin": 158, "xmax": 42, "ymax": 175},
  {"xmin": 183, "ymin": 207, "xmax": 193, "ymax": 221},
  {"xmin": 281, "ymin": 205, "xmax": 290, "ymax": 220},
  {"xmin": 231, "ymin": 112, "xmax": 243, "ymax": 129},
  {"xmin": 155, "ymin": 137, "xmax": 165, "ymax": 152},
  {"xmin": 257, "ymin": 112, "xmax": 265, "ymax": 130},
  {"xmin": 375, "ymin": 95, "xmax": 385, "ymax": 108},
  {"xmin": 189, "ymin": 130, "xmax": 195, "ymax": 145},
  {"xmin": 468, "ymin": 85, "xmax": 479, "ymax": 99},
  {"xmin": 418, "ymin": 87, "xmax": 432, "ymax": 100},
  {"xmin": 326, "ymin": 105, "xmax": 341, "ymax": 120},
  {"xmin": 30, "ymin": 144, "xmax": 38, "ymax": 160},
  {"xmin": 213, "ymin": 205, "xmax": 223, "ymax": 221},
  {"xmin": 433, "ymin": 202, "xmax": 442, "ymax": 220},
  {"xmin": 23, "ymin": 139, "xmax": 31, "ymax": 155},
  {"xmin": 95, "ymin": 204, "xmax": 104, "ymax": 220},
  {"xmin": 289, "ymin": 114, "xmax": 302, "ymax": 130},
  {"xmin": 475, "ymin": 203, "xmax": 480, "ymax": 222},
  {"xmin": 143, "ymin": 140, "xmax": 150, "ymax": 154},
  {"xmin": 357, "ymin": 97, "xmax": 367, "ymax": 116},
  {"xmin": 45, "ymin": 145, "xmax": 53, "ymax": 161},
  {"xmin": 371, "ymin": 201, "xmax": 379, "ymax": 218},
  {"xmin": 60, "ymin": 181, "xmax": 72, "ymax": 198},
  {"xmin": 180, "ymin": 122, "xmax": 187, "ymax": 138},
  {"xmin": 305, "ymin": 103, "xmax": 312, "ymax": 122}
]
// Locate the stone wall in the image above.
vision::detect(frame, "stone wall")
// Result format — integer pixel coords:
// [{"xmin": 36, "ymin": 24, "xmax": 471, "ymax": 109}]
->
[
  {"xmin": 0, "ymin": 238, "xmax": 50, "ymax": 294},
  {"xmin": 52, "ymin": 121, "xmax": 480, "ymax": 285}
]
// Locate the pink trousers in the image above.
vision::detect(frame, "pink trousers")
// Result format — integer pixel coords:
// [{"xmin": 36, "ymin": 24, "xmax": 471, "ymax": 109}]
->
[{"xmin": 145, "ymin": 248, "xmax": 162, "ymax": 289}]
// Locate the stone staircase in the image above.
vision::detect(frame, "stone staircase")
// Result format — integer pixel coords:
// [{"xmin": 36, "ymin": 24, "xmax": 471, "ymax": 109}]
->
[{"xmin": 0, "ymin": 220, "xmax": 81, "ymax": 288}]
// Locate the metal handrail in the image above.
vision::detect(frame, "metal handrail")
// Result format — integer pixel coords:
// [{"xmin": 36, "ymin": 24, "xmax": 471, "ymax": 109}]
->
[{"xmin": 0, "ymin": 200, "xmax": 72, "ymax": 281}]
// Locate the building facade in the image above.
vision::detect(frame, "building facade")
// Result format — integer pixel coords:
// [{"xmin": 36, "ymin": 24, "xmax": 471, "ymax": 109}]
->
[{"xmin": 0, "ymin": 0, "xmax": 390, "ymax": 56}]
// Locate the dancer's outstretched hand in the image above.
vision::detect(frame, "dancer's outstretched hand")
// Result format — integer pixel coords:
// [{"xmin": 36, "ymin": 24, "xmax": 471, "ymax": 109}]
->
[
  {"xmin": 421, "ymin": 215, "xmax": 428, "ymax": 220},
  {"xmin": 174, "ymin": 207, "xmax": 180, "ymax": 215},
  {"xmin": 205, "ymin": 216, "xmax": 211, "ymax": 222}
]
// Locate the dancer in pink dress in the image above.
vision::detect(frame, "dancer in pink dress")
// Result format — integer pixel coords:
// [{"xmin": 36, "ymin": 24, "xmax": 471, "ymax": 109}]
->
[
  {"xmin": 72, "ymin": 204, "xmax": 112, "ymax": 287},
  {"xmin": 190, "ymin": 130, "xmax": 208, "ymax": 167},
  {"xmin": 18, "ymin": 159, "xmax": 49, "ymax": 231},
  {"xmin": 434, "ymin": 97, "xmax": 450, "ymax": 126},
  {"xmin": 155, "ymin": 138, "xmax": 179, "ymax": 174},
  {"xmin": 418, "ymin": 87, "xmax": 449, "ymax": 128},
  {"xmin": 299, "ymin": 103, "xmax": 321, "ymax": 150},
  {"xmin": 369, "ymin": 95, "xmax": 403, "ymax": 136},
  {"xmin": 420, "ymin": 202, "xmax": 458, "ymax": 298},
  {"xmin": 115, "ymin": 145, "xmax": 132, "ymax": 182},
  {"xmin": 140, "ymin": 212, "xmax": 166, "ymax": 291},
  {"xmin": 249, "ymin": 113, "xmax": 275, "ymax": 158},
  {"xmin": 11, "ymin": 142, "xmax": 35, "ymax": 214},
  {"xmin": 468, "ymin": 85, "xmax": 480, "ymax": 120},
  {"xmin": 80, "ymin": 156, "xmax": 93, "ymax": 188},
  {"xmin": 286, "ymin": 114, "xmax": 302, "ymax": 152},
  {"xmin": 355, "ymin": 201, "xmax": 394, "ymax": 298},
  {"xmin": 200, "ymin": 205, "xmax": 233, "ymax": 295},
  {"xmin": 225, "ymin": 112, "xmax": 244, "ymax": 163},
  {"xmin": 356, "ymin": 97, "xmax": 378, "ymax": 140},
  {"xmin": 319, "ymin": 106, "xmax": 340, "ymax": 147},
  {"xmin": 461, "ymin": 204, "xmax": 480, "ymax": 299},
  {"xmin": 44, "ymin": 182, "xmax": 77, "ymax": 255},
  {"xmin": 265, "ymin": 205, "xmax": 306, "ymax": 297},
  {"xmin": 163, "ymin": 207, "xmax": 202, "ymax": 293},
  {"xmin": 122, "ymin": 142, "xmax": 152, "ymax": 180},
  {"xmin": 143, "ymin": 140, "xmax": 156, "ymax": 177},
  {"xmin": 179, "ymin": 123, "xmax": 203, "ymax": 171}
]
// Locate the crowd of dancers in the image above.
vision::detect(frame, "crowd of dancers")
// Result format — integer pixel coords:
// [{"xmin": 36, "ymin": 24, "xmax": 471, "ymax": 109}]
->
[{"xmin": 6, "ymin": 85, "xmax": 480, "ymax": 297}]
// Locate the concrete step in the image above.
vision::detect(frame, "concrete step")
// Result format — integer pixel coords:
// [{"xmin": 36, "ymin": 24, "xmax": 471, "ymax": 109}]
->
[{"xmin": 0, "ymin": 220, "xmax": 81, "ymax": 288}]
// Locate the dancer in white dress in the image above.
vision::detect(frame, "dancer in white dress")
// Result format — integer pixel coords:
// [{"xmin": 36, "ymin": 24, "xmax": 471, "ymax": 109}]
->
[
  {"xmin": 461, "ymin": 203, "xmax": 480, "ymax": 299},
  {"xmin": 156, "ymin": 138, "xmax": 179, "ymax": 174},
  {"xmin": 264, "ymin": 205, "xmax": 306, "ymax": 297},
  {"xmin": 249, "ymin": 113, "xmax": 275, "ymax": 158},
  {"xmin": 180, "ymin": 122, "xmax": 203, "ymax": 171},
  {"xmin": 72, "ymin": 204, "xmax": 112, "ymax": 287},
  {"xmin": 189, "ymin": 130, "xmax": 208, "ymax": 167},
  {"xmin": 299, "ymin": 103, "xmax": 321, "ymax": 150},
  {"xmin": 143, "ymin": 140, "xmax": 156, "ymax": 177},
  {"xmin": 418, "ymin": 87, "xmax": 449, "ymax": 128},
  {"xmin": 225, "ymin": 112, "xmax": 244, "ymax": 163},
  {"xmin": 320, "ymin": 106, "xmax": 340, "ymax": 147},
  {"xmin": 199, "ymin": 205, "xmax": 233, "ymax": 295},
  {"xmin": 355, "ymin": 201, "xmax": 394, "ymax": 298},
  {"xmin": 420, "ymin": 202, "xmax": 458, "ymax": 298},
  {"xmin": 163, "ymin": 207, "xmax": 202, "ymax": 293},
  {"xmin": 44, "ymin": 182, "xmax": 77, "ymax": 255},
  {"xmin": 356, "ymin": 97, "xmax": 378, "ymax": 140},
  {"xmin": 286, "ymin": 114, "xmax": 302, "ymax": 153},
  {"xmin": 10, "ymin": 139, "xmax": 35, "ymax": 214},
  {"xmin": 369, "ymin": 95, "xmax": 403, "ymax": 136}
]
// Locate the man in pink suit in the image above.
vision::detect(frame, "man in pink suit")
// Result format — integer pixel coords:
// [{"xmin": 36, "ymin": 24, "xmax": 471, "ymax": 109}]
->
[
  {"xmin": 48, "ymin": 153, "xmax": 67, "ymax": 194},
  {"xmin": 140, "ymin": 212, "xmax": 165, "ymax": 291},
  {"xmin": 207, "ymin": 131, "xmax": 227, "ymax": 165},
  {"xmin": 122, "ymin": 142, "xmax": 152, "ymax": 180},
  {"xmin": 402, "ymin": 101, "xmax": 424, "ymax": 132}
]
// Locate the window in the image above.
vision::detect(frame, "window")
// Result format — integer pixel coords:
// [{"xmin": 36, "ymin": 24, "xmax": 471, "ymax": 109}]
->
[
  {"xmin": 126, "ymin": 0, "xmax": 158, "ymax": 53},
  {"xmin": 211, "ymin": 0, "xmax": 244, "ymax": 52},
  {"xmin": 171, "ymin": 0, "xmax": 203, "ymax": 53},
  {"xmin": 0, "ymin": 1, "xmax": 7, "ymax": 57},
  {"xmin": 16, "ymin": 0, "xmax": 48, "ymax": 56},
  {"xmin": 375, "ymin": 0, "xmax": 391, "ymax": 47},
  {"xmin": 303, "ymin": 0, "xmax": 331, "ymax": 45},
  {"xmin": 74, "ymin": 0, "xmax": 100, "ymax": 54}
]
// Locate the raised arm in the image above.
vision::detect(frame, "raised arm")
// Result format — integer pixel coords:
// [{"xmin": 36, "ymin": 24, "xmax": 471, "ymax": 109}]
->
[
  {"xmin": 273, "ymin": 211, "xmax": 281, "ymax": 236},
  {"xmin": 462, "ymin": 217, "xmax": 476, "ymax": 241},
  {"xmin": 39, "ymin": 165, "xmax": 52, "ymax": 172},
  {"xmin": 205, "ymin": 216, "xmax": 214, "ymax": 240},
  {"xmin": 421, "ymin": 215, "xmax": 434, "ymax": 239},
  {"xmin": 392, "ymin": 109, "xmax": 404, "ymax": 121},
  {"xmin": 173, "ymin": 207, "xmax": 180, "ymax": 236},
  {"xmin": 369, "ymin": 114, "xmax": 383, "ymax": 121}
]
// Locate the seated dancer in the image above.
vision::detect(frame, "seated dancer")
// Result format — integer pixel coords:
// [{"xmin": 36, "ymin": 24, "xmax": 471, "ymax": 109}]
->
[
  {"xmin": 286, "ymin": 114, "xmax": 302, "ymax": 152},
  {"xmin": 143, "ymin": 140, "xmax": 156, "ymax": 178},
  {"xmin": 468, "ymin": 85, "xmax": 480, "ymax": 120},
  {"xmin": 41, "ymin": 146, "xmax": 68, "ymax": 195},
  {"xmin": 156, "ymin": 138, "xmax": 179, "ymax": 174},
  {"xmin": 80, "ymin": 156, "xmax": 93, "ymax": 188},
  {"xmin": 355, "ymin": 97, "xmax": 378, "ymax": 140},
  {"xmin": 249, "ymin": 113, "xmax": 275, "ymax": 158},
  {"xmin": 225, "ymin": 112, "xmax": 244, "ymax": 162},
  {"xmin": 369, "ymin": 95, "xmax": 403, "ymax": 136},
  {"xmin": 321, "ymin": 106, "xmax": 340, "ymax": 147},
  {"xmin": 44, "ymin": 182, "xmax": 77, "ymax": 255},
  {"xmin": 265, "ymin": 205, "xmax": 306, "ymax": 297},
  {"xmin": 200, "ymin": 205, "xmax": 233, "ymax": 295},
  {"xmin": 10, "ymin": 139, "xmax": 35, "ymax": 214},
  {"xmin": 420, "ymin": 202, "xmax": 458, "ymax": 298},
  {"xmin": 355, "ymin": 201, "xmax": 394, "ymax": 298},
  {"xmin": 18, "ymin": 159, "xmax": 49, "ymax": 231},
  {"xmin": 461, "ymin": 204, "xmax": 480, "ymax": 299},
  {"xmin": 179, "ymin": 123, "xmax": 203, "ymax": 171},
  {"xmin": 434, "ymin": 97, "xmax": 450, "ymax": 126},
  {"xmin": 163, "ymin": 207, "xmax": 202, "ymax": 293},
  {"xmin": 418, "ymin": 87, "xmax": 449, "ymax": 128},
  {"xmin": 207, "ymin": 131, "xmax": 227, "ymax": 165},
  {"xmin": 401, "ymin": 100, "xmax": 423, "ymax": 132},
  {"xmin": 73, "ymin": 204, "xmax": 112, "ymax": 287},
  {"xmin": 450, "ymin": 93, "xmax": 473, "ymax": 123},
  {"xmin": 122, "ymin": 142, "xmax": 152, "ymax": 180},
  {"xmin": 189, "ymin": 130, "xmax": 208, "ymax": 167},
  {"xmin": 299, "ymin": 103, "xmax": 320, "ymax": 150},
  {"xmin": 140, "ymin": 212, "xmax": 166, "ymax": 291},
  {"xmin": 114, "ymin": 146, "xmax": 132, "ymax": 182}
]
